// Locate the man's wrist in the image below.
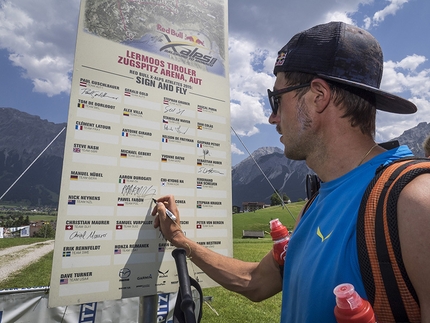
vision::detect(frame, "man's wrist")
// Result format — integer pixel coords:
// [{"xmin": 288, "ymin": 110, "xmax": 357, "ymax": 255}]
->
[
  {"xmin": 170, "ymin": 229, "xmax": 186, "ymax": 245},
  {"xmin": 169, "ymin": 230, "xmax": 191, "ymax": 257},
  {"xmin": 170, "ymin": 230, "xmax": 183, "ymax": 241}
]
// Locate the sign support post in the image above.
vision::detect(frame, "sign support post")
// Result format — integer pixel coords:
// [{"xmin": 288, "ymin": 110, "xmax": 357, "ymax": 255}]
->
[{"xmin": 138, "ymin": 295, "xmax": 158, "ymax": 323}]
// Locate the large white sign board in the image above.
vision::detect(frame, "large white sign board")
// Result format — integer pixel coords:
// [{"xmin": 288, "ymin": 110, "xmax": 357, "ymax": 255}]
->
[{"xmin": 49, "ymin": 0, "xmax": 231, "ymax": 307}]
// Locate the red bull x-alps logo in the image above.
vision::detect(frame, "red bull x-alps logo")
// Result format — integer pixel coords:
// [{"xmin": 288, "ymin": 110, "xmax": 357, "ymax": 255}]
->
[{"xmin": 159, "ymin": 33, "xmax": 217, "ymax": 67}]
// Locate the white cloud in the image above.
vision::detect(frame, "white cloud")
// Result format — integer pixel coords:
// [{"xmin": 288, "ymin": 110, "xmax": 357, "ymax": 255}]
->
[
  {"xmin": 228, "ymin": 36, "xmax": 275, "ymax": 137},
  {"xmin": 231, "ymin": 143, "xmax": 245, "ymax": 155},
  {"xmin": 0, "ymin": 0, "xmax": 79, "ymax": 96},
  {"xmin": 395, "ymin": 54, "xmax": 427, "ymax": 71},
  {"xmin": 376, "ymin": 54, "xmax": 430, "ymax": 142},
  {"xmin": 324, "ymin": 11, "xmax": 354, "ymax": 24},
  {"xmin": 367, "ymin": 0, "xmax": 409, "ymax": 26},
  {"xmin": 382, "ymin": 55, "xmax": 430, "ymax": 99}
]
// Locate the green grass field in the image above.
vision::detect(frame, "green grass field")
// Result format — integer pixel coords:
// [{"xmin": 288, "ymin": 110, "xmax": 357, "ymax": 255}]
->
[
  {"xmin": 0, "ymin": 204, "xmax": 303, "ymax": 322},
  {"xmin": 0, "ymin": 237, "xmax": 52, "ymax": 249},
  {"xmin": 200, "ymin": 239, "xmax": 283, "ymax": 322}
]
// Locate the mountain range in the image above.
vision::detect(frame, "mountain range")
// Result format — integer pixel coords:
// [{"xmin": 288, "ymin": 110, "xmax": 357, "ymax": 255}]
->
[
  {"xmin": 0, "ymin": 107, "xmax": 66, "ymax": 206},
  {"xmin": 0, "ymin": 107, "xmax": 429, "ymax": 206}
]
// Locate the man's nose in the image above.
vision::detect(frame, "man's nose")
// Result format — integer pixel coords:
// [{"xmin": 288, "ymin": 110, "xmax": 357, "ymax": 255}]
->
[{"xmin": 268, "ymin": 112, "xmax": 279, "ymax": 124}]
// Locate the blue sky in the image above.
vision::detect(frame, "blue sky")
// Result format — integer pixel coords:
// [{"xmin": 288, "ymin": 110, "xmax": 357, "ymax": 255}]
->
[{"xmin": 0, "ymin": 0, "xmax": 429, "ymax": 166}]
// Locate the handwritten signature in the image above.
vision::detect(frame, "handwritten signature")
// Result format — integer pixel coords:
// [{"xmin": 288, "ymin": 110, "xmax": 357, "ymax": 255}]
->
[
  {"xmin": 197, "ymin": 167, "xmax": 224, "ymax": 175},
  {"xmin": 163, "ymin": 124, "xmax": 189, "ymax": 134},
  {"xmin": 164, "ymin": 106, "xmax": 185, "ymax": 115},
  {"xmin": 80, "ymin": 88, "xmax": 119, "ymax": 100},
  {"xmin": 121, "ymin": 185, "xmax": 156, "ymax": 197},
  {"xmin": 69, "ymin": 231, "xmax": 108, "ymax": 240},
  {"xmin": 200, "ymin": 149, "xmax": 210, "ymax": 159}
]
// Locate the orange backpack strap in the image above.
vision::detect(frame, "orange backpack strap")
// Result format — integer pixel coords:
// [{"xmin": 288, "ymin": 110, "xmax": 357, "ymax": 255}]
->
[{"xmin": 357, "ymin": 157, "xmax": 430, "ymax": 322}]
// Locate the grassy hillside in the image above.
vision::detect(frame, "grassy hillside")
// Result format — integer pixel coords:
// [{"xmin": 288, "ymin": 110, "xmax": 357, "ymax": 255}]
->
[
  {"xmin": 0, "ymin": 237, "xmax": 52, "ymax": 249},
  {"xmin": 233, "ymin": 202, "xmax": 304, "ymax": 238}
]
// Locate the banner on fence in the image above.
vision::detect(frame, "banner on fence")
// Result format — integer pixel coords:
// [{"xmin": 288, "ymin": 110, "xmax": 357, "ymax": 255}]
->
[{"xmin": 0, "ymin": 288, "xmax": 176, "ymax": 323}]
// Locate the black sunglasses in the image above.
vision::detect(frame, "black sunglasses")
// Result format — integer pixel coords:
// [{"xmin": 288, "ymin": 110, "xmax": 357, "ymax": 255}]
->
[{"xmin": 267, "ymin": 83, "xmax": 311, "ymax": 115}]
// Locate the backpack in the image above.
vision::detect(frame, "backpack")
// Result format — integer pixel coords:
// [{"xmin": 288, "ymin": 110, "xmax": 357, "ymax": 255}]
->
[{"xmin": 303, "ymin": 157, "xmax": 430, "ymax": 322}]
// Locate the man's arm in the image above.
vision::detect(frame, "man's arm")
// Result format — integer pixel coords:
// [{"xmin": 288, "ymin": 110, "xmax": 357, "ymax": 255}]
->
[
  {"xmin": 397, "ymin": 174, "xmax": 430, "ymax": 322},
  {"xmin": 152, "ymin": 195, "xmax": 282, "ymax": 302}
]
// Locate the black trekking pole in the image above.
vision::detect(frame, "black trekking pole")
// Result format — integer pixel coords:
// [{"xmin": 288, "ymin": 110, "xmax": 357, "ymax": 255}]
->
[{"xmin": 172, "ymin": 248, "xmax": 196, "ymax": 323}]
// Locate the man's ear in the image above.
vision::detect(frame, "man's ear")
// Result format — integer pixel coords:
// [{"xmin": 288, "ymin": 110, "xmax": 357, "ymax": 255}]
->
[{"xmin": 309, "ymin": 78, "xmax": 331, "ymax": 113}]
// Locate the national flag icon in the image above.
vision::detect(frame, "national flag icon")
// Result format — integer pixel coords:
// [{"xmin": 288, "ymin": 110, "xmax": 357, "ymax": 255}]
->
[
  {"xmin": 73, "ymin": 147, "xmax": 81, "ymax": 153},
  {"xmin": 65, "ymin": 224, "xmax": 73, "ymax": 230},
  {"xmin": 196, "ymin": 224, "xmax": 202, "ymax": 229},
  {"xmin": 163, "ymin": 99, "xmax": 169, "ymax": 105},
  {"xmin": 197, "ymin": 143, "xmax": 202, "ymax": 148},
  {"xmin": 122, "ymin": 132, "xmax": 129, "ymax": 137},
  {"xmin": 114, "ymin": 248, "xmax": 121, "ymax": 254},
  {"xmin": 77, "ymin": 103, "xmax": 85, "ymax": 108},
  {"xmin": 158, "ymin": 246, "xmax": 165, "ymax": 252},
  {"xmin": 161, "ymin": 158, "xmax": 167, "ymax": 162},
  {"xmin": 124, "ymin": 91, "xmax": 131, "ymax": 96},
  {"xmin": 162, "ymin": 138, "xmax": 168, "ymax": 143},
  {"xmin": 60, "ymin": 278, "xmax": 68, "ymax": 285},
  {"xmin": 163, "ymin": 118, "xmax": 168, "ymax": 124},
  {"xmin": 197, "ymin": 107, "xmax": 202, "ymax": 112},
  {"xmin": 197, "ymin": 125, "xmax": 202, "ymax": 130},
  {"xmin": 79, "ymin": 81, "xmax": 87, "ymax": 87},
  {"xmin": 68, "ymin": 199, "xmax": 76, "ymax": 205},
  {"xmin": 75, "ymin": 125, "xmax": 83, "ymax": 130},
  {"xmin": 62, "ymin": 251, "xmax": 71, "ymax": 257},
  {"xmin": 117, "ymin": 202, "xmax": 124, "ymax": 207},
  {"xmin": 197, "ymin": 162, "xmax": 202, "ymax": 166},
  {"xmin": 196, "ymin": 183, "xmax": 202, "ymax": 189},
  {"xmin": 123, "ymin": 111, "xmax": 130, "ymax": 116},
  {"xmin": 197, "ymin": 204, "xmax": 202, "ymax": 208},
  {"xmin": 70, "ymin": 175, "xmax": 78, "ymax": 180},
  {"xmin": 161, "ymin": 181, "xmax": 166, "ymax": 186},
  {"xmin": 120, "ymin": 153, "xmax": 127, "ymax": 158},
  {"xmin": 119, "ymin": 178, "xmax": 126, "ymax": 184},
  {"xmin": 116, "ymin": 224, "xmax": 123, "ymax": 229}
]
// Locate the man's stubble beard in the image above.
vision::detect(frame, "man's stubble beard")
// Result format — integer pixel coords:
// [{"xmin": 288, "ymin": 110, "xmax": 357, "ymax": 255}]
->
[{"xmin": 281, "ymin": 97, "xmax": 312, "ymax": 161}]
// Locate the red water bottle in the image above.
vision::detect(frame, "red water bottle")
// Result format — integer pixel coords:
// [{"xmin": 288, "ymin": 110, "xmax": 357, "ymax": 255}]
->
[
  {"xmin": 333, "ymin": 283, "xmax": 377, "ymax": 323},
  {"xmin": 269, "ymin": 219, "xmax": 290, "ymax": 265}
]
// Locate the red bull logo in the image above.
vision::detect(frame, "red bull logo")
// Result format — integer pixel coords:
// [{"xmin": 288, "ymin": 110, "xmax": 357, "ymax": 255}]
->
[
  {"xmin": 157, "ymin": 24, "xmax": 183, "ymax": 38},
  {"xmin": 275, "ymin": 52, "xmax": 286, "ymax": 66},
  {"xmin": 185, "ymin": 35, "xmax": 205, "ymax": 47}
]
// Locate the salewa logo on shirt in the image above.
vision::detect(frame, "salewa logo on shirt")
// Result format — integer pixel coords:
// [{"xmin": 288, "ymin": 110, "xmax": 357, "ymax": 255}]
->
[{"xmin": 316, "ymin": 227, "xmax": 332, "ymax": 242}]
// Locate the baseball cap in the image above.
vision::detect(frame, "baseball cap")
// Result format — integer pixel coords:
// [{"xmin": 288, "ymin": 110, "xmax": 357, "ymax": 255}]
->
[{"xmin": 273, "ymin": 21, "xmax": 417, "ymax": 114}]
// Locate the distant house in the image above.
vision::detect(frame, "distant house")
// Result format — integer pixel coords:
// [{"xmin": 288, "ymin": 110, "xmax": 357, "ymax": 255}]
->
[
  {"xmin": 30, "ymin": 221, "xmax": 56, "ymax": 236},
  {"xmin": 232, "ymin": 205, "xmax": 241, "ymax": 213},
  {"xmin": 242, "ymin": 202, "xmax": 265, "ymax": 212}
]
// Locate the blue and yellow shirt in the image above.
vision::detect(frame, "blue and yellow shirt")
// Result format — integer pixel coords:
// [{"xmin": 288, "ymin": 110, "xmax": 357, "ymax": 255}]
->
[{"xmin": 280, "ymin": 146, "xmax": 413, "ymax": 322}]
